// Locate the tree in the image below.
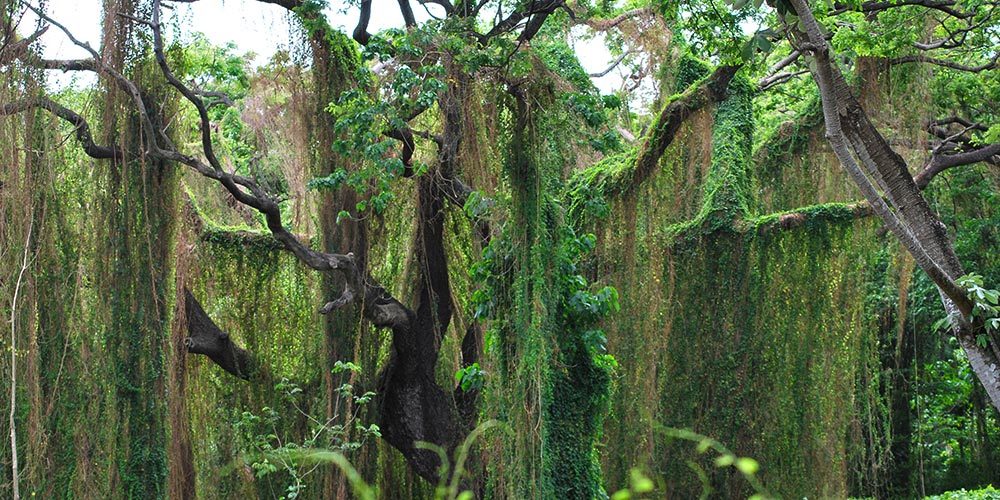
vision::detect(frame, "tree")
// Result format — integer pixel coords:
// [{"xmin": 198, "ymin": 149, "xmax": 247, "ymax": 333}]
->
[{"xmin": 2, "ymin": 0, "xmax": 997, "ymax": 495}]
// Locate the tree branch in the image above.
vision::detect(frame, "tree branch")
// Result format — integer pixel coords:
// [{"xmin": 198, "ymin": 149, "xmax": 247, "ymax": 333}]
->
[
  {"xmin": 481, "ymin": 0, "xmax": 564, "ymax": 43},
  {"xmin": 578, "ymin": 7, "xmax": 653, "ymax": 31},
  {"xmin": 184, "ymin": 289, "xmax": 259, "ymax": 380},
  {"xmin": 629, "ymin": 64, "xmax": 740, "ymax": 195},
  {"xmin": 589, "ymin": 52, "xmax": 629, "ymax": 78},
  {"xmin": 397, "ymin": 0, "xmax": 417, "ymax": 27},
  {"xmin": 831, "ymin": 0, "xmax": 980, "ymax": 19},
  {"xmin": 354, "ymin": 0, "xmax": 372, "ymax": 44},
  {"xmin": 0, "ymin": 97, "xmax": 123, "ymax": 160},
  {"xmin": 915, "ymin": 142, "xmax": 1000, "ymax": 188},
  {"xmin": 890, "ymin": 52, "xmax": 1000, "ymax": 72}
]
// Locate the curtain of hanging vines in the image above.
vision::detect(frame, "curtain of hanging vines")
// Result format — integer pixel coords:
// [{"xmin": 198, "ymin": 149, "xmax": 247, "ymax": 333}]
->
[{"xmin": 0, "ymin": 3, "xmax": 52, "ymax": 493}]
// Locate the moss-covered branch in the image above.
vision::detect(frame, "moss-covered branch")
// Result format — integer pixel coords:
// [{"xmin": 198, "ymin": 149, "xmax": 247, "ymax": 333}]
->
[{"xmin": 630, "ymin": 64, "xmax": 740, "ymax": 195}]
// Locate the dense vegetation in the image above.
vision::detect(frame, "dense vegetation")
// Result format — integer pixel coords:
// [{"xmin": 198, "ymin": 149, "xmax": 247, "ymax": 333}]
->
[{"xmin": 0, "ymin": 0, "xmax": 998, "ymax": 498}]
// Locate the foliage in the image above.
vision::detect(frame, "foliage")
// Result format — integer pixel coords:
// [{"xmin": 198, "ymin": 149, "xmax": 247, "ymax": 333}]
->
[
  {"xmin": 5, "ymin": 0, "xmax": 1000, "ymax": 497},
  {"xmin": 926, "ymin": 486, "xmax": 1000, "ymax": 500},
  {"xmin": 234, "ymin": 366, "xmax": 380, "ymax": 499}
]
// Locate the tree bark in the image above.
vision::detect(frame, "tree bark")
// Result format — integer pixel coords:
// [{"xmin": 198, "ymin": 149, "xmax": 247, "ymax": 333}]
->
[{"xmin": 786, "ymin": 0, "xmax": 1000, "ymax": 411}]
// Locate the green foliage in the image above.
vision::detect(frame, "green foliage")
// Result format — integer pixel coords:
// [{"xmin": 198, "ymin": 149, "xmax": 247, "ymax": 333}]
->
[
  {"xmin": 927, "ymin": 486, "xmax": 1000, "ymax": 500},
  {"xmin": 454, "ymin": 363, "xmax": 486, "ymax": 392},
  {"xmin": 655, "ymin": 428, "xmax": 773, "ymax": 499},
  {"xmin": 931, "ymin": 274, "xmax": 1000, "ymax": 340},
  {"xmin": 234, "ymin": 371, "xmax": 380, "ymax": 499},
  {"xmin": 608, "ymin": 469, "xmax": 656, "ymax": 500},
  {"xmin": 671, "ymin": 0, "xmax": 766, "ymax": 64},
  {"xmin": 307, "ymin": 30, "xmax": 446, "ymax": 220}
]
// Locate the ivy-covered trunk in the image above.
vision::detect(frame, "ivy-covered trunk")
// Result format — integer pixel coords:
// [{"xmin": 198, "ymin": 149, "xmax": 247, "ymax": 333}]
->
[
  {"xmin": 98, "ymin": 3, "xmax": 177, "ymax": 496},
  {"xmin": 482, "ymin": 73, "xmax": 613, "ymax": 498}
]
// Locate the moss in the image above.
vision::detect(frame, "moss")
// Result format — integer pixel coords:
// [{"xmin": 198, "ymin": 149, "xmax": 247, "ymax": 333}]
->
[
  {"xmin": 201, "ymin": 227, "xmax": 285, "ymax": 250},
  {"xmin": 566, "ymin": 53, "xmax": 883, "ymax": 497},
  {"xmin": 481, "ymin": 71, "xmax": 614, "ymax": 498},
  {"xmin": 748, "ymin": 202, "xmax": 869, "ymax": 233},
  {"xmin": 674, "ymin": 53, "xmax": 712, "ymax": 93},
  {"xmin": 695, "ymin": 72, "xmax": 754, "ymax": 221}
]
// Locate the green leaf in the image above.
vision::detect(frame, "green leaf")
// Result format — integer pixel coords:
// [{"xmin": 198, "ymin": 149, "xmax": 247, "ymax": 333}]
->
[
  {"xmin": 715, "ymin": 454, "xmax": 735, "ymax": 467},
  {"xmin": 630, "ymin": 469, "xmax": 654, "ymax": 493},
  {"xmin": 610, "ymin": 490, "xmax": 631, "ymax": 500},
  {"xmin": 735, "ymin": 457, "xmax": 760, "ymax": 475},
  {"xmin": 757, "ymin": 35, "xmax": 773, "ymax": 53},
  {"xmin": 741, "ymin": 40, "xmax": 756, "ymax": 62},
  {"xmin": 696, "ymin": 438, "xmax": 712, "ymax": 454},
  {"xmin": 932, "ymin": 316, "xmax": 952, "ymax": 333}
]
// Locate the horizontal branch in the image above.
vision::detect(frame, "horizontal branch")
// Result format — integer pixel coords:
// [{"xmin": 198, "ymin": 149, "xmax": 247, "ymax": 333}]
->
[
  {"xmin": 751, "ymin": 201, "xmax": 873, "ymax": 233},
  {"xmin": 916, "ymin": 142, "xmax": 1000, "ymax": 188},
  {"xmin": 891, "ymin": 52, "xmax": 1000, "ymax": 72},
  {"xmin": 758, "ymin": 69, "xmax": 809, "ymax": 91},
  {"xmin": 193, "ymin": 89, "xmax": 235, "ymax": 107},
  {"xmin": 630, "ymin": 64, "xmax": 740, "ymax": 193},
  {"xmin": 0, "ymin": 97, "xmax": 123, "ymax": 159}
]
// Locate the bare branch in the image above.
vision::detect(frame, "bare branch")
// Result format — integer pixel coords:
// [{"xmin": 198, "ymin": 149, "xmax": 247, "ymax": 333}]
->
[
  {"xmin": 916, "ymin": 142, "xmax": 1000, "ymax": 188},
  {"xmin": 589, "ymin": 52, "xmax": 629, "ymax": 78},
  {"xmin": 1, "ymin": 97, "xmax": 123, "ymax": 160},
  {"xmin": 758, "ymin": 69, "xmax": 809, "ymax": 91},
  {"xmin": 891, "ymin": 52, "xmax": 1000, "ymax": 72}
]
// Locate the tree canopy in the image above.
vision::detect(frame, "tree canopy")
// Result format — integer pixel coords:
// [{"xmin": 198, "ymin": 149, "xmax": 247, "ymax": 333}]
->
[{"xmin": 0, "ymin": 0, "xmax": 998, "ymax": 497}]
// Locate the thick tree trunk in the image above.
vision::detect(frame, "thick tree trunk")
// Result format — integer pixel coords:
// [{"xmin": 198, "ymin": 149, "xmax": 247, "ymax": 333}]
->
[{"xmin": 376, "ymin": 174, "xmax": 459, "ymax": 482}]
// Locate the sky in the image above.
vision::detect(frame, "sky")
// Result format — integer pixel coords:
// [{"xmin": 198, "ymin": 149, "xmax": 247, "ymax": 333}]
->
[{"xmin": 17, "ymin": 0, "xmax": 625, "ymax": 93}]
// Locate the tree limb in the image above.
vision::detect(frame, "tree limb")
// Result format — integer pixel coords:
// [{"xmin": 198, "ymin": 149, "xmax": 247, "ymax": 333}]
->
[
  {"xmin": 890, "ymin": 52, "xmax": 1000, "ymax": 72},
  {"xmin": 831, "ymin": 0, "xmax": 980, "ymax": 19},
  {"xmin": 915, "ymin": 142, "xmax": 1000, "ymax": 188},
  {"xmin": 578, "ymin": 7, "xmax": 653, "ymax": 31},
  {"xmin": 589, "ymin": 52, "xmax": 629, "ymax": 78},
  {"xmin": 353, "ymin": 0, "xmax": 372, "ymax": 44},
  {"xmin": 629, "ymin": 64, "xmax": 740, "ymax": 195},
  {"xmin": 184, "ymin": 289, "xmax": 259, "ymax": 380},
  {"xmin": 0, "ymin": 97, "xmax": 123, "ymax": 160}
]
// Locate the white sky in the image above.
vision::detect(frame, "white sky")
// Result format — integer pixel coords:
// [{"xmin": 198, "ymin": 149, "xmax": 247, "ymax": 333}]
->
[{"xmin": 18, "ymin": 0, "xmax": 626, "ymax": 93}]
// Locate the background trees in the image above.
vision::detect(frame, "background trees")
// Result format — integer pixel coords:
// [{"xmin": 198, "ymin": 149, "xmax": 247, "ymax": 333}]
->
[{"xmin": 0, "ymin": 0, "xmax": 997, "ymax": 497}]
